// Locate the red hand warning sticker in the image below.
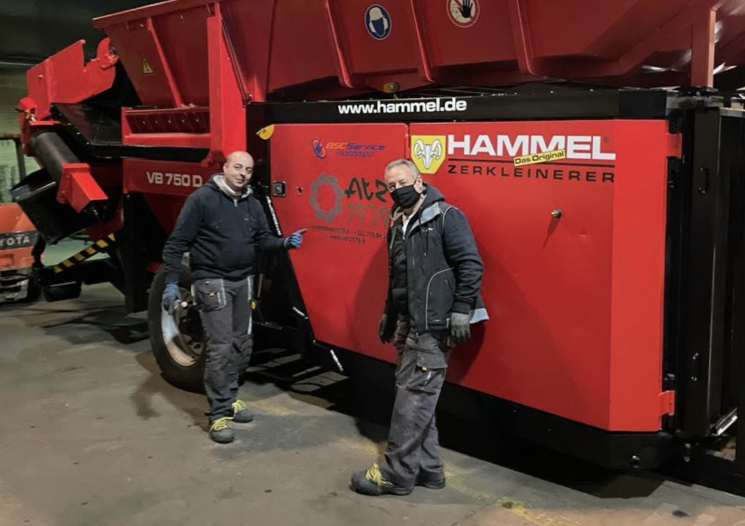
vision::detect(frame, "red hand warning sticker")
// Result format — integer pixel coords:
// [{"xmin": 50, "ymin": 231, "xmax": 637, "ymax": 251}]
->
[{"xmin": 448, "ymin": 0, "xmax": 479, "ymax": 28}]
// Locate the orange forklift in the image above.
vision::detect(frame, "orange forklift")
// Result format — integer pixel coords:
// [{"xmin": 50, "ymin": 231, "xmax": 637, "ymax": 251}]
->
[{"xmin": 0, "ymin": 134, "xmax": 38, "ymax": 302}]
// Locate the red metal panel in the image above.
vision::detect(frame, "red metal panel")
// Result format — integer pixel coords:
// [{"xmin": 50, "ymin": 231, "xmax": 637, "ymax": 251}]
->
[
  {"xmin": 143, "ymin": 194, "xmax": 189, "ymax": 236},
  {"xmin": 525, "ymin": 0, "xmax": 687, "ymax": 58},
  {"xmin": 96, "ymin": 3, "xmax": 210, "ymax": 107},
  {"xmin": 122, "ymin": 158, "xmax": 207, "ymax": 244},
  {"xmin": 94, "ymin": 0, "xmax": 214, "ymax": 26},
  {"xmin": 123, "ymin": 133, "xmax": 211, "ymax": 149},
  {"xmin": 410, "ymin": 0, "xmax": 515, "ymax": 67},
  {"xmin": 222, "ymin": 0, "xmax": 275, "ymax": 102},
  {"xmin": 715, "ymin": 1, "xmax": 745, "ymax": 68},
  {"xmin": 416, "ymin": 120, "xmax": 616, "ymax": 430},
  {"xmin": 123, "ymin": 158, "xmax": 213, "ymax": 197},
  {"xmin": 25, "ymin": 39, "xmax": 117, "ymax": 120},
  {"xmin": 607, "ymin": 120, "xmax": 677, "ymax": 429},
  {"xmin": 104, "ymin": 19, "xmax": 181, "ymax": 106},
  {"xmin": 57, "ymin": 163, "xmax": 109, "ymax": 213},
  {"xmin": 326, "ymin": 0, "xmax": 418, "ymax": 73},
  {"xmin": 206, "ymin": 5, "xmax": 247, "ymax": 165},
  {"xmin": 407, "ymin": 119, "xmax": 670, "ymax": 432},
  {"xmin": 266, "ymin": 0, "xmax": 339, "ymax": 92},
  {"xmin": 151, "ymin": 7, "xmax": 211, "ymax": 105},
  {"xmin": 325, "ymin": 0, "xmax": 423, "ymax": 90},
  {"xmin": 122, "ymin": 107, "xmax": 211, "ymax": 147},
  {"xmin": 271, "ymin": 119, "xmax": 670, "ymax": 432},
  {"xmin": 691, "ymin": 9, "xmax": 717, "ymax": 87},
  {"xmin": 90, "ymin": 0, "xmax": 745, "ymax": 98},
  {"xmin": 269, "ymin": 124, "xmax": 407, "ymax": 363}
]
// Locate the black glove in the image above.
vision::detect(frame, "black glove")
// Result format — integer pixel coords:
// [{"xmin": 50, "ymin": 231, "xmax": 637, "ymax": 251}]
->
[
  {"xmin": 161, "ymin": 283, "xmax": 181, "ymax": 315},
  {"xmin": 379, "ymin": 314, "xmax": 392, "ymax": 344},
  {"xmin": 449, "ymin": 312, "xmax": 471, "ymax": 346}
]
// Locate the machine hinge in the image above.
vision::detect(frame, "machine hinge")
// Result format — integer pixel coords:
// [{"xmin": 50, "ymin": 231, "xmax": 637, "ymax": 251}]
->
[
  {"xmin": 667, "ymin": 156, "xmax": 682, "ymax": 191},
  {"xmin": 660, "ymin": 390, "xmax": 676, "ymax": 416}
]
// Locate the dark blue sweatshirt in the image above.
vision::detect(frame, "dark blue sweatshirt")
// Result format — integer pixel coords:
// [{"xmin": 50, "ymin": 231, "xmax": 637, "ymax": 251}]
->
[{"xmin": 162, "ymin": 177, "xmax": 285, "ymax": 284}]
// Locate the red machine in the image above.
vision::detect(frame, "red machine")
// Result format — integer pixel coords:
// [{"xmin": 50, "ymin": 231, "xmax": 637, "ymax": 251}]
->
[{"xmin": 14, "ymin": 0, "xmax": 745, "ymax": 494}]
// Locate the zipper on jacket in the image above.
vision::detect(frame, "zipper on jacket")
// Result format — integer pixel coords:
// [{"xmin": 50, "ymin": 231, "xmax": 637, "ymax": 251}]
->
[{"xmin": 424, "ymin": 267, "xmax": 453, "ymax": 331}]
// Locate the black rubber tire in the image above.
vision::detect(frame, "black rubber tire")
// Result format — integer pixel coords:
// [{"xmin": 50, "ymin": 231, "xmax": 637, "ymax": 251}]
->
[
  {"xmin": 24, "ymin": 278, "xmax": 41, "ymax": 303},
  {"xmin": 148, "ymin": 266, "xmax": 206, "ymax": 392}
]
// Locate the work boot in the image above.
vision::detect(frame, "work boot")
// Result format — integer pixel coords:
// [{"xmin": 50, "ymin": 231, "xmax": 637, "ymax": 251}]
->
[
  {"xmin": 231, "ymin": 400, "xmax": 254, "ymax": 423},
  {"xmin": 350, "ymin": 463, "xmax": 412, "ymax": 496},
  {"xmin": 416, "ymin": 471, "xmax": 446, "ymax": 489},
  {"xmin": 209, "ymin": 417, "xmax": 235, "ymax": 444}
]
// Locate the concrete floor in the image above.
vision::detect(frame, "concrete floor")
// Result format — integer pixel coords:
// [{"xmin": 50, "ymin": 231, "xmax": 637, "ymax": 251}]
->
[{"xmin": 2, "ymin": 284, "xmax": 745, "ymax": 526}]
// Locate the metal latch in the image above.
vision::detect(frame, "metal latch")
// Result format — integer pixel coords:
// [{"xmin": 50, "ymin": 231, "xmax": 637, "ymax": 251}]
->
[
  {"xmin": 272, "ymin": 181, "xmax": 287, "ymax": 197},
  {"xmin": 659, "ymin": 390, "xmax": 676, "ymax": 416}
]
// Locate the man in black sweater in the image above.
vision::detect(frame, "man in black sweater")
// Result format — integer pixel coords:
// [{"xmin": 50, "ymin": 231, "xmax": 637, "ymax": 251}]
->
[
  {"xmin": 351, "ymin": 159, "xmax": 487, "ymax": 495},
  {"xmin": 161, "ymin": 150, "xmax": 305, "ymax": 443}
]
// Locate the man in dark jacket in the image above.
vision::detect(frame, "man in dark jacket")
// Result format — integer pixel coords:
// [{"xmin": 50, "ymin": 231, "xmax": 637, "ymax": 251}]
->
[
  {"xmin": 161, "ymin": 150, "xmax": 305, "ymax": 444},
  {"xmin": 351, "ymin": 159, "xmax": 487, "ymax": 496}
]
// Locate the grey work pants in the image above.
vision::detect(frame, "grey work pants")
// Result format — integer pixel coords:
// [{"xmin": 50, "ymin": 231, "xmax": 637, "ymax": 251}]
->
[
  {"xmin": 381, "ymin": 316, "xmax": 452, "ymax": 488},
  {"xmin": 194, "ymin": 277, "xmax": 253, "ymax": 422}
]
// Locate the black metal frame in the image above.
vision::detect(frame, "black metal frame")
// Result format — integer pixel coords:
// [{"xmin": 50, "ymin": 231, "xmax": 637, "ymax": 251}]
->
[
  {"xmin": 249, "ymin": 89, "xmax": 673, "ymax": 127},
  {"xmin": 664, "ymin": 107, "xmax": 745, "ymax": 495},
  {"xmin": 39, "ymin": 258, "xmax": 120, "ymax": 288},
  {"xmin": 119, "ymin": 193, "xmax": 164, "ymax": 313}
]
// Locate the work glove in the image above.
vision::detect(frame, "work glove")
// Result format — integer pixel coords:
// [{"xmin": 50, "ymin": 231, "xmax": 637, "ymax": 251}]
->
[
  {"xmin": 284, "ymin": 228, "xmax": 307, "ymax": 249},
  {"xmin": 449, "ymin": 312, "xmax": 471, "ymax": 346},
  {"xmin": 161, "ymin": 283, "xmax": 182, "ymax": 314},
  {"xmin": 379, "ymin": 314, "xmax": 391, "ymax": 344}
]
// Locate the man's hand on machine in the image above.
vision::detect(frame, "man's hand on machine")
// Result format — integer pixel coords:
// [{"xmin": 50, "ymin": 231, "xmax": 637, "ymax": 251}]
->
[{"xmin": 284, "ymin": 228, "xmax": 307, "ymax": 249}]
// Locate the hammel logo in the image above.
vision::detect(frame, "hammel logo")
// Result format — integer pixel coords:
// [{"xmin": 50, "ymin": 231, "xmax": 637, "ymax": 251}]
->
[
  {"xmin": 411, "ymin": 135, "xmax": 446, "ymax": 174},
  {"xmin": 448, "ymin": 134, "xmax": 615, "ymax": 161},
  {"xmin": 445, "ymin": 132, "xmax": 616, "ymax": 183}
]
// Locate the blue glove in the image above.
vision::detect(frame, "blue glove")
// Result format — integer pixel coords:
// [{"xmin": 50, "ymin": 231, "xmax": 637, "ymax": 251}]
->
[
  {"xmin": 284, "ymin": 228, "xmax": 307, "ymax": 249},
  {"xmin": 161, "ymin": 283, "xmax": 181, "ymax": 314}
]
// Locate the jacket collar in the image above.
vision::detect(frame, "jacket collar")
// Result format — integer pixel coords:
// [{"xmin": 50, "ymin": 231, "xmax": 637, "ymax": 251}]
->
[{"xmin": 209, "ymin": 174, "xmax": 252, "ymax": 200}]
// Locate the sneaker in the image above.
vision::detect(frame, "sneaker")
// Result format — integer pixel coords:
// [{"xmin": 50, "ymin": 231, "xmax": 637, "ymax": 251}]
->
[
  {"xmin": 416, "ymin": 471, "xmax": 446, "ymax": 489},
  {"xmin": 231, "ymin": 400, "xmax": 254, "ymax": 423},
  {"xmin": 350, "ymin": 463, "xmax": 412, "ymax": 496},
  {"xmin": 209, "ymin": 417, "xmax": 235, "ymax": 444}
]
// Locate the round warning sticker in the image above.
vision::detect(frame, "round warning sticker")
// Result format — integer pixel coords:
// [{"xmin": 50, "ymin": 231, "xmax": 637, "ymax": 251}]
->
[
  {"xmin": 447, "ymin": 0, "xmax": 479, "ymax": 28},
  {"xmin": 365, "ymin": 4, "xmax": 392, "ymax": 40}
]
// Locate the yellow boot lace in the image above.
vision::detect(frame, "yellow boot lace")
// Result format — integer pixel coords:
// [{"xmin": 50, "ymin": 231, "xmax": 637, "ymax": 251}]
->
[
  {"xmin": 232, "ymin": 400, "xmax": 247, "ymax": 413},
  {"xmin": 210, "ymin": 417, "xmax": 231, "ymax": 432},
  {"xmin": 365, "ymin": 464, "xmax": 393, "ymax": 488}
]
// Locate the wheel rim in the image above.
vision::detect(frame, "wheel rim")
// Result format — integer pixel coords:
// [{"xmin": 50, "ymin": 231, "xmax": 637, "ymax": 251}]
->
[{"xmin": 160, "ymin": 288, "xmax": 204, "ymax": 367}]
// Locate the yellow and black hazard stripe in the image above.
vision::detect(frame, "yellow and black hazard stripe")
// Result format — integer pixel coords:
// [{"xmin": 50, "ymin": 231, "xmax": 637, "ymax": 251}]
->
[{"xmin": 53, "ymin": 233, "xmax": 117, "ymax": 274}]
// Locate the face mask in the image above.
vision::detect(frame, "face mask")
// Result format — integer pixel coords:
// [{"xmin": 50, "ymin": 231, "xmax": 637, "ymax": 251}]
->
[{"xmin": 390, "ymin": 184, "xmax": 421, "ymax": 209}]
